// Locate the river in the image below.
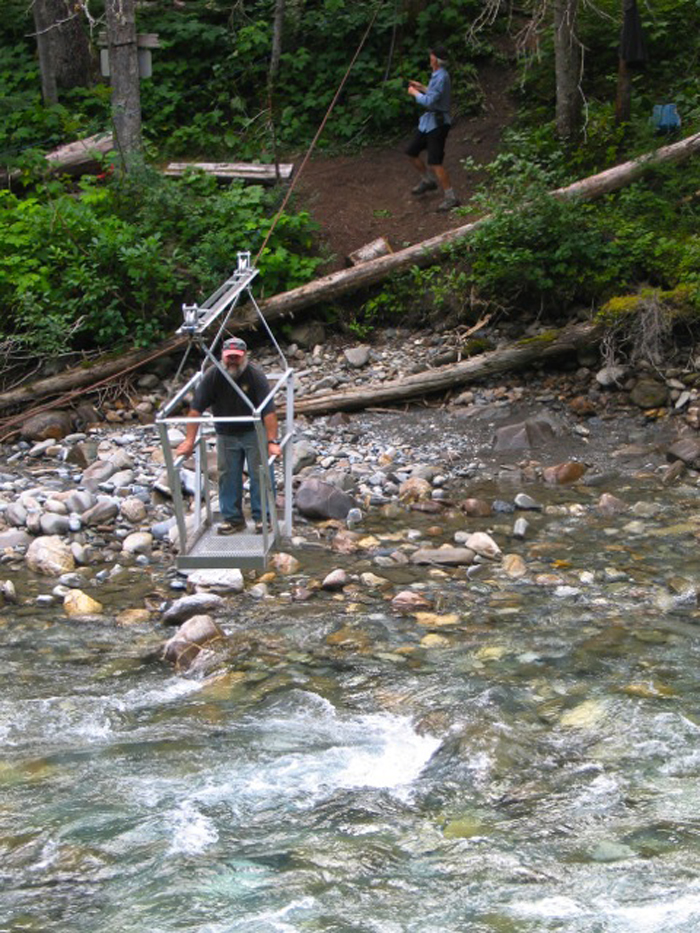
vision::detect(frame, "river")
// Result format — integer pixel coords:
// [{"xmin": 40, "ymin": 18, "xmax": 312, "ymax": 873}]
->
[{"xmin": 2, "ymin": 445, "xmax": 700, "ymax": 931}]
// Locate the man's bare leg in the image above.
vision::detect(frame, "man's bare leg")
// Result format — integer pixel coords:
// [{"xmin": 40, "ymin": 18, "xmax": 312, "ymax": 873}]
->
[
  {"xmin": 431, "ymin": 163, "xmax": 459, "ymax": 211},
  {"xmin": 408, "ymin": 155, "xmax": 437, "ymax": 195}
]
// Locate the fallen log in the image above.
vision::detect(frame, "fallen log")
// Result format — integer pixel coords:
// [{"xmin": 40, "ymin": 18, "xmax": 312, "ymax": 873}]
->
[
  {"xmin": 347, "ymin": 236, "xmax": 393, "ymax": 266},
  {"xmin": 164, "ymin": 162, "xmax": 294, "ymax": 184},
  {"xmin": 44, "ymin": 133, "xmax": 115, "ymax": 175},
  {"xmin": 294, "ymin": 321, "xmax": 603, "ymax": 415},
  {"xmin": 0, "ymin": 335, "xmax": 186, "ymax": 418},
  {"xmin": 1, "ymin": 133, "xmax": 114, "ymax": 186}
]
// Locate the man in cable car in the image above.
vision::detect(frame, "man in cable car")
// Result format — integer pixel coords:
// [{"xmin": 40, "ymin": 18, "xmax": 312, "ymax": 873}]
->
[{"xmin": 175, "ymin": 337, "xmax": 280, "ymax": 534}]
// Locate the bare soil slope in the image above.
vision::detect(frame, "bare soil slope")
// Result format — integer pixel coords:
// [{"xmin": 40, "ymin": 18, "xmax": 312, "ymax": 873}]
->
[{"xmin": 294, "ymin": 62, "xmax": 516, "ymax": 272}]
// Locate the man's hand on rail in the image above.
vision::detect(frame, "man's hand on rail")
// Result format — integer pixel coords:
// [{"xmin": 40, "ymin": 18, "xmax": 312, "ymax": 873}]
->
[{"xmin": 175, "ymin": 439, "xmax": 195, "ymax": 458}]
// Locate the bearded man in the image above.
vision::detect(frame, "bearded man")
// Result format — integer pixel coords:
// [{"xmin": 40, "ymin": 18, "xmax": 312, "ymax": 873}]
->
[{"xmin": 175, "ymin": 337, "xmax": 280, "ymax": 534}]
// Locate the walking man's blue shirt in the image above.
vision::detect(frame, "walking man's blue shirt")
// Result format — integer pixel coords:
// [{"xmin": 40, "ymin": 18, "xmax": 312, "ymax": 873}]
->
[{"xmin": 415, "ymin": 66, "xmax": 452, "ymax": 132}]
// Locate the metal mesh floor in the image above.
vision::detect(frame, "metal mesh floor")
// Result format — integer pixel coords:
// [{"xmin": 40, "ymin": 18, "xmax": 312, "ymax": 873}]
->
[{"xmin": 177, "ymin": 523, "xmax": 273, "ymax": 570}]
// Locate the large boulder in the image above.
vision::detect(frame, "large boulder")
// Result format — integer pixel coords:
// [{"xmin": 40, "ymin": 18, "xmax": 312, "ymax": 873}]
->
[
  {"xmin": 186, "ymin": 568, "xmax": 245, "ymax": 594},
  {"xmin": 20, "ymin": 410, "xmax": 73, "ymax": 441},
  {"xmin": 493, "ymin": 417, "xmax": 557, "ymax": 452},
  {"xmin": 289, "ymin": 321, "xmax": 326, "ymax": 348},
  {"xmin": 629, "ymin": 378, "xmax": 668, "ymax": 409},
  {"xmin": 162, "ymin": 614, "xmax": 226, "ymax": 671},
  {"xmin": 26, "ymin": 536, "xmax": 75, "ymax": 576},
  {"xmin": 293, "ymin": 440, "xmax": 318, "ymax": 474},
  {"xmin": 344, "ymin": 345, "xmax": 371, "ymax": 368},
  {"xmin": 122, "ymin": 532, "xmax": 153, "ymax": 556},
  {"xmin": 295, "ymin": 478, "xmax": 359, "ymax": 521},
  {"xmin": 82, "ymin": 497, "xmax": 120, "ymax": 527},
  {"xmin": 543, "ymin": 461, "xmax": 587, "ymax": 485},
  {"xmin": 464, "ymin": 531, "xmax": 501, "ymax": 560},
  {"xmin": 0, "ymin": 529, "xmax": 32, "ymax": 550},
  {"xmin": 398, "ymin": 476, "xmax": 432, "ymax": 503}
]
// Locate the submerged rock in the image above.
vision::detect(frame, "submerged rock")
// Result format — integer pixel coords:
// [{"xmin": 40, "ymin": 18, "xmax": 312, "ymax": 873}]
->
[
  {"xmin": 161, "ymin": 592, "xmax": 225, "ymax": 626},
  {"xmin": 410, "ymin": 547, "xmax": 475, "ymax": 566},
  {"xmin": 64, "ymin": 589, "xmax": 103, "ymax": 617},
  {"xmin": 162, "ymin": 614, "xmax": 226, "ymax": 671}
]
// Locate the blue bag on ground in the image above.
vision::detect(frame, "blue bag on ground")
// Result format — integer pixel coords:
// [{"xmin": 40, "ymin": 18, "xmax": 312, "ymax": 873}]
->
[{"xmin": 651, "ymin": 104, "xmax": 681, "ymax": 134}]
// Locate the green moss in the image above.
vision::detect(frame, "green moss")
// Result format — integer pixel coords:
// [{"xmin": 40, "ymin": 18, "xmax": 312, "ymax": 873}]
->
[
  {"xmin": 461, "ymin": 337, "xmax": 492, "ymax": 356},
  {"xmin": 515, "ymin": 329, "xmax": 559, "ymax": 347},
  {"xmin": 597, "ymin": 285, "xmax": 700, "ymax": 326}
]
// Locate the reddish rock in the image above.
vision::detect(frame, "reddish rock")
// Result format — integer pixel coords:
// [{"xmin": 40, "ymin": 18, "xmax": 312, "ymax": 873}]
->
[
  {"xmin": 20, "ymin": 410, "xmax": 73, "ymax": 441},
  {"xmin": 543, "ymin": 461, "xmax": 587, "ymax": 485},
  {"xmin": 460, "ymin": 498, "xmax": 492, "ymax": 517},
  {"xmin": 569, "ymin": 395, "xmax": 597, "ymax": 416}
]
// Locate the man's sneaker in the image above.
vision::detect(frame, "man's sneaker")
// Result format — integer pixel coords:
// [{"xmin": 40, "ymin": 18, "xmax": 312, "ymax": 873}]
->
[
  {"xmin": 217, "ymin": 519, "xmax": 245, "ymax": 535},
  {"xmin": 411, "ymin": 178, "xmax": 438, "ymax": 196},
  {"xmin": 254, "ymin": 520, "xmax": 264, "ymax": 534},
  {"xmin": 436, "ymin": 194, "xmax": 460, "ymax": 212}
]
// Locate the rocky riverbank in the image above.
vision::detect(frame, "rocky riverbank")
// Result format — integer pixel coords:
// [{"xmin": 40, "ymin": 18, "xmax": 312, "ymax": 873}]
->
[{"xmin": 1, "ymin": 324, "xmax": 699, "ymax": 674}]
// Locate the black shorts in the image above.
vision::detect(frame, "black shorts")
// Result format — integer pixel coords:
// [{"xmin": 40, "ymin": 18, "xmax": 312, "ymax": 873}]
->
[{"xmin": 405, "ymin": 125, "xmax": 450, "ymax": 166}]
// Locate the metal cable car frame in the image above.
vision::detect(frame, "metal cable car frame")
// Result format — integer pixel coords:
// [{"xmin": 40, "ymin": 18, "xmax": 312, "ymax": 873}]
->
[{"xmin": 156, "ymin": 252, "xmax": 293, "ymax": 570}]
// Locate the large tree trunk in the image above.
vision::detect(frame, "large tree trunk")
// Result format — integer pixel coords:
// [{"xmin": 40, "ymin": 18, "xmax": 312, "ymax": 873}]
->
[
  {"xmin": 270, "ymin": 0, "xmax": 285, "ymax": 81},
  {"xmin": 33, "ymin": 0, "xmax": 57, "ymax": 104},
  {"xmin": 294, "ymin": 321, "xmax": 602, "ymax": 415},
  {"xmin": 615, "ymin": 58, "xmax": 632, "ymax": 124},
  {"xmin": 105, "ymin": 0, "xmax": 142, "ymax": 168},
  {"xmin": 32, "ymin": 0, "xmax": 94, "ymax": 104},
  {"xmin": 553, "ymin": 0, "xmax": 582, "ymax": 141}
]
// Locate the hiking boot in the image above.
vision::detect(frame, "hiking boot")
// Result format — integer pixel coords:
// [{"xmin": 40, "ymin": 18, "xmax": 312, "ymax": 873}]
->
[
  {"xmin": 436, "ymin": 194, "xmax": 460, "ymax": 212},
  {"xmin": 217, "ymin": 519, "xmax": 245, "ymax": 535},
  {"xmin": 411, "ymin": 178, "xmax": 438, "ymax": 196}
]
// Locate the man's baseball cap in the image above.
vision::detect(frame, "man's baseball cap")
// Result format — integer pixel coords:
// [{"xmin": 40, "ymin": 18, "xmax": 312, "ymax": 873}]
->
[
  {"xmin": 222, "ymin": 337, "xmax": 247, "ymax": 357},
  {"xmin": 430, "ymin": 44, "xmax": 449, "ymax": 62}
]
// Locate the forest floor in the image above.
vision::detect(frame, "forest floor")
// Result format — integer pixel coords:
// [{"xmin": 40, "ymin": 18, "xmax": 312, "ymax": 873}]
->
[{"xmin": 293, "ymin": 60, "xmax": 517, "ymax": 273}]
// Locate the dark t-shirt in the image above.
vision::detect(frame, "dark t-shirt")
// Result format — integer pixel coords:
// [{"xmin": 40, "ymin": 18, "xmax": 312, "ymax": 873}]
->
[{"xmin": 191, "ymin": 362, "xmax": 275, "ymax": 435}]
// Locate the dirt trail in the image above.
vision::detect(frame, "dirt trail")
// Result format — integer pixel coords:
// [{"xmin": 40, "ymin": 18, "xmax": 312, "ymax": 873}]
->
[{"xmin": 293, "ymin": 62, "xmax": 516, "ymax": 272}]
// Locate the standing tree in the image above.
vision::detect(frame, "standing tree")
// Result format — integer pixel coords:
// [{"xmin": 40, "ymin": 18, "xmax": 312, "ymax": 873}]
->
[
  {"xmin": 105, "ymin": 0, "xmax": 142, "ymax": 168},
  {"xmin": 270, "ymin": 0, "xmax": 285, "ymax": 82},
  {"xmin": 32, "ymin": 0, "xmax": 94, "ymax": 105},
  {"xmin": 470, "ymin": 0, "xmax": 585, "ymax": 141},
  {"xmin": 553, "ymin": 0, "xmax": 582, "ymax": 141},
  {"xmin": 615, "ymin": 0, "xmax": 647, "ymax": 124}
]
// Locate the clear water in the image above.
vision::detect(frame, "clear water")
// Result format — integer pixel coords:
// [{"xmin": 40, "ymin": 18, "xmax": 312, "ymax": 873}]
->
[{"xmin": 2, "ymin": 479, "xmax": 700, "ymax": 933}]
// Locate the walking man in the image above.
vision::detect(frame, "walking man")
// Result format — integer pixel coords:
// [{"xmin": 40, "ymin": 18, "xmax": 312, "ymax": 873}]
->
[
  {"xmin": 406, "ymin": 44, "xmax": 459, "ymax": 212},
  {"xmin": 175, "ymin": 337, "xmax": 280, "ymax": 534}
]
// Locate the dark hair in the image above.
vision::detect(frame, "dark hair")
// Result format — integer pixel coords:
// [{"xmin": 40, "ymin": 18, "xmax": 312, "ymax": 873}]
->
[{"xmin": 430, "ymin": 44, "xmax": 449, "ymax": 63}]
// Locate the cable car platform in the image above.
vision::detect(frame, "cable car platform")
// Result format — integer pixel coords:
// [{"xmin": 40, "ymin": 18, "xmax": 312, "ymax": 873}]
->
[{"xmin": 176, "ymin": 518, "xmax": 275, "ymax": 571}]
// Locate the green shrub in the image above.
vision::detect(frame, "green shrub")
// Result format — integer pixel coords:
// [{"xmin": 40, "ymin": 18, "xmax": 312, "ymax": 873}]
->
[{"xmin": 0, "ymin": 170, "xmax": 320, "ymax": 354}]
